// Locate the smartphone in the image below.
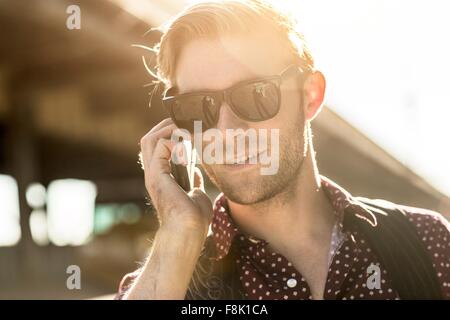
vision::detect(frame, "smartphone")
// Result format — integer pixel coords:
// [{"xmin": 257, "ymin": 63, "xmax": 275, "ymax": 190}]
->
[{"xmin": 170, "ymin": 138, "xmax": 196, "ymax": 192}]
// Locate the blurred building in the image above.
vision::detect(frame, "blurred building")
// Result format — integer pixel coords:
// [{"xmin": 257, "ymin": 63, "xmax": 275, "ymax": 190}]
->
[{"xmin": 0, "ymin": 0, "xmax": 448, "ymax": 299}]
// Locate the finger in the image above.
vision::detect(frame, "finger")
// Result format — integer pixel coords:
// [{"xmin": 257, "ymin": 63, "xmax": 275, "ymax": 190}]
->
[
  {"xmin": 148, "ymin": 118, "xmax": 174, "ymax": 134},
  {"xmin": 140, "ymin": 124, "xmax": 178, "ymax": 161},
  {"xmin": 141, "ymin": 123, "xmax": 177, "ymax": 148},
  {"xmin": 141, "ymin": 137, "xmax": 174, "ymax": 173},
  {"xmin": 151, "ymin": 138, "xmax": 177, "ymax": 173}
]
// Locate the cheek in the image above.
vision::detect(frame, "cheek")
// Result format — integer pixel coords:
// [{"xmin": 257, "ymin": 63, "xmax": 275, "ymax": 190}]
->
[
  {"xmin": 252, "ymin": 93, "xmax": 303, "ymax": 134},
  {"xmin": 282, "ymin": 90, "xmax": 304, "ymax": 120},
  {"xmin": 261, "ymin": 96, "xmax": 305, "ymax": 154}
]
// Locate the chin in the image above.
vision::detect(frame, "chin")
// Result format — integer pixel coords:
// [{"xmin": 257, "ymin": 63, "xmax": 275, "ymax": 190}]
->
[{"xmin": 214, "ymin": 171, "xmax": 284, "ymax": 205}]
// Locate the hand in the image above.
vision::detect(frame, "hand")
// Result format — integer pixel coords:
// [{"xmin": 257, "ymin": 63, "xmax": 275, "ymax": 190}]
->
[{"xmin": 139, "ymin": 118, "xmax": 213, "ymax": 239}]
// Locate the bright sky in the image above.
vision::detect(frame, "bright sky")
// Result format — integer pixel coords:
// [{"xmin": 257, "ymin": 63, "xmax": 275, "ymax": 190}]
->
[{"xmin": 270, "ymin": 0, "xmax": 450, "ymax": 197}]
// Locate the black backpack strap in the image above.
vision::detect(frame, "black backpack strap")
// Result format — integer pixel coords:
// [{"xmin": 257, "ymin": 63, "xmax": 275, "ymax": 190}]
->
[{"xmin": 345, "ymin": 197, "xmax": 443, "ymax": 299}]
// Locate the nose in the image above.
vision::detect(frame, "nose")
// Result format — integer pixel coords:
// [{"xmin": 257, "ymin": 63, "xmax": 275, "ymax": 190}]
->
[{"xmin": 216, "ymin": 101, "xmax": 249, "ymax": 132}]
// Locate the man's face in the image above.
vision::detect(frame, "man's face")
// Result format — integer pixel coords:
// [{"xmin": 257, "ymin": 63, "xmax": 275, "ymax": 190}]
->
[{"xmin": 175, "ymin": 33, "xmax": 308, "ymax": 205}]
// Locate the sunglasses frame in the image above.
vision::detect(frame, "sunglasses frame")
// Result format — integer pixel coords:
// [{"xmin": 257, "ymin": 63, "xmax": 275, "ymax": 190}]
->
[{"xmin": 162, "ymin": 64, "xmax": 305, "ymax": 130}]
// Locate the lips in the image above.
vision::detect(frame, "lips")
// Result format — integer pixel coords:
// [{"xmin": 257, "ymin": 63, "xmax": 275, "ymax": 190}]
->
[{"xmin": 227, "ymin": 149, "xmax": 267, "ymax": 165}]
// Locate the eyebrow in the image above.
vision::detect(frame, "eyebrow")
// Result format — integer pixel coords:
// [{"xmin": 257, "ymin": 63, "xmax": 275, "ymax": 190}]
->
[{"xmin": 174, "ymin": 71, "xmax": 271, "ymax": 96}]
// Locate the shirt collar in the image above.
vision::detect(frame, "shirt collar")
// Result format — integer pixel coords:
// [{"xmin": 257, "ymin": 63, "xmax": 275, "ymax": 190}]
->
[{"xmin": 209, "ymin": 175, "xmax": 376, "ymax": 260}]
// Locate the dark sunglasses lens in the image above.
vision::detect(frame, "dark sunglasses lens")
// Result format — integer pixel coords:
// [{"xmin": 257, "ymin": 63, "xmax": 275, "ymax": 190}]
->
[
  {"xmin": 170, "ymin": 95, "xmax": 220, "ymax": 132},
  {"xmin": 230, "ymin": 81, "xmax": 279, "ymax": 121}
]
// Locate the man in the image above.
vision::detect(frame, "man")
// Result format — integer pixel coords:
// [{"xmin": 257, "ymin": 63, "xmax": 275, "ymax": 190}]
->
[{"xmin": 117, "ymin": 0, "xmax": 449, "ymax": 300}]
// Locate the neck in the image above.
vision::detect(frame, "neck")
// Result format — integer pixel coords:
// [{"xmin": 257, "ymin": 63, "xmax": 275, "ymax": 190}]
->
[{"xmin": 227, "ymin": 144, "xmax": 336, "ymax": 253}]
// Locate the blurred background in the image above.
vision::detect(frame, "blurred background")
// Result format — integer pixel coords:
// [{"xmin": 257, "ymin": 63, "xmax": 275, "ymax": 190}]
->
[{"xmin": 0, "ymin": 0, "xmax": 448, "ymax": 299}]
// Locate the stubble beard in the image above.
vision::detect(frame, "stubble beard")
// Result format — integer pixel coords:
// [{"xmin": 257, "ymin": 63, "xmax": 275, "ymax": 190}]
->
[{"xmin": 202, "ymin": 119, "xmax": 308, "ymax": 207}]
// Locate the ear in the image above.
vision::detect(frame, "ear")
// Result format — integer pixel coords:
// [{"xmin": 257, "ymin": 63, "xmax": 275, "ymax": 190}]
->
[{"xmin": 302, "ymin": 71, "xmax": 326, "ymax": 121}]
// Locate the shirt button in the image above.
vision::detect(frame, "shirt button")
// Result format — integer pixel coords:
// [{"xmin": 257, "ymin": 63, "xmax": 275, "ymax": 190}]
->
[{"xmin": 287, "ymin": 278, "xmax": 297, "ymax": 288}]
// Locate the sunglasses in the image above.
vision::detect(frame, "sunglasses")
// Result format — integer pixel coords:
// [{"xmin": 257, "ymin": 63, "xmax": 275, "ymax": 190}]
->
[{"xmin": 162, "ymin": 64, "xmax": 305, "ymax": 132}]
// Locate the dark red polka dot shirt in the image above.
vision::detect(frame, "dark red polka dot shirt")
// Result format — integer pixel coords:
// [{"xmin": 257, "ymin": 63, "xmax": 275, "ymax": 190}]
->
[{"xmin": 209, "ymin": 176, "xmax": 450, "ymax": 300}]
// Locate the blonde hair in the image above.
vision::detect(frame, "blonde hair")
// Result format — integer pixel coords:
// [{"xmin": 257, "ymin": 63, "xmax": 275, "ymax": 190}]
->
[{"xmin": 148, "ymin": 0, "xmax": 314, "ymax": 90}]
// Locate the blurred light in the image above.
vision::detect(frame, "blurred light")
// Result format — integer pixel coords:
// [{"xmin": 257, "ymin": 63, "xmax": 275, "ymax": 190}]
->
[
  {"xmin": 94, "ymin": 204, "xmax": 118, "ymax": 235},
  {"xmin": 47, "ymin": 179, "xmax": 97, "ymax": 246},
  {"xmin": 118, "ymin": 203, "xmax": 141, "ymax": 224},
  {"xmin": 110, "ymin": 0, "xmax": 175, "ymax": 26},
  {"xmin": 29, "ymin": 209, "xmax": 49, "ymax": 246},
  {"xmin": 26, "ymin": 183, "xmax": 46, "ymax": 208},
  {"xmin": 0, "ymin": 174, "xmax": 21, "ymax": 246},
  {"xmin": 94, "ymin": 203, "xmax": 142, "ymax": 235}
]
